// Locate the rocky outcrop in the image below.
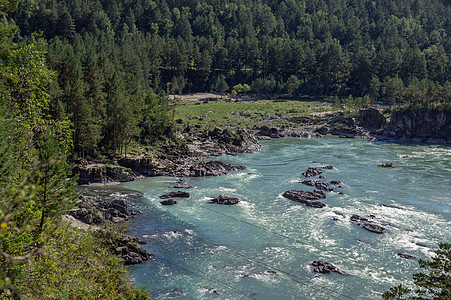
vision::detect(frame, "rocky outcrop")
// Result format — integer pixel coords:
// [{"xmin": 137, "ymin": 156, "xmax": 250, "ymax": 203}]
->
[
  {"xmin": 209, "ymin": 195, "xmax": 240, "ymax": 205},
  {"xmin": 282, "ymin": 190, "xmax": 327, "ymax": 208},
  {"xmin": 257, "ymin": 126, "xmax": 281, "ymax": 138},
  {"xmin": 159, "ymin": 191, "xmax": 190, "ymax": 199},
  {"xmin": 381, "ymin": 108, "xmax": 451, "ymax": 143},
  {"xmin": 325, "ymin": 116, "xmax": 360, "ymax": 137},
  {"xmin": 69, "ymin": 195, "xmax": 152, "ymax": 265},
  {"xmin": 357, "ymin": 108, "xmax": 386, "ymax": 131},
  {"xmin": 206, "ymin": 127, "xmax": 260, "ymax": 154},
  {"xmin": 119, "ymin": 157, "xmax": 246, "ymax": 178},
  {"xmin": 311, "ymin": 261, "xmax": 348, "ymax": 275},
  {"xmin": 350, "ymin": 215, "xmax": 385, "ymax": 234},
  {"xmin": 118, "ymin": 158, "xmax": 173, "ymax": 177},
  {"xmin": 170, "ymin": 160, "xmax": 246, "ymax": 177},
  {"xmin": 99, "ymin": 231, "xmax": 152, "ymax": 265},
  {"xmin": 69, "ymin": 196, "xmax": 140, "ymax": 225},
  {"xmin": 75, "ymin": 165, "xmax": 137, "ymax": 185}
]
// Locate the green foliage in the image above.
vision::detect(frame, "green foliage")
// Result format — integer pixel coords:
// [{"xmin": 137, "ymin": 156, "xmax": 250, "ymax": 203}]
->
[
  {"xmin": 140, "ymin": 90, "xmax": 174, "ymax": 145},
  {"xmin": 1, "ymin": 37, "xmax": 54, "ymax": 125},
  {"xmin": 13, "ymin": 222, "xmax": 149, "ymax": 299},
  {"xmin": 382, "ymin": 243, "xmax": 451, "ymax": 300},
  {"xmin": 32, "ymin": 134, "xmax": 78, "ymax": 232}
]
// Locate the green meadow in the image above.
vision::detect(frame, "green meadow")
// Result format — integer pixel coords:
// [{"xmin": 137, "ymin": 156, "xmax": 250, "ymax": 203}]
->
[{"xmin": 174, "ymin": 99, "xmax": 333, "ymax": 130}]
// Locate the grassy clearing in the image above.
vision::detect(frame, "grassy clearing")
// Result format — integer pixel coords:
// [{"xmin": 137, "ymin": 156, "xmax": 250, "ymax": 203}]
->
[{"xmin": 174, "ymin": 99, "xmax": 333, "ymax": 130}]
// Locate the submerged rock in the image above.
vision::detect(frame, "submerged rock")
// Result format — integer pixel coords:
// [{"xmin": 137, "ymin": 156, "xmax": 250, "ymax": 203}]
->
[
  {"xmin": 159, "ymin": 191, "xmax": 190, "ymax": 199},
  {"xmin": 282, "ymin": 190, "xmax": 326, "ymax": 208},
  {"xmin": 311, "ymin": 261, "xmax": 348, "ymax": 275},
  {"xmin": 169, "ymin": 183, "xmax": 195, "ymax": 189},
  {"xmin": 209, "ymin": 195, "xmax": 240, "ymax": 205}
]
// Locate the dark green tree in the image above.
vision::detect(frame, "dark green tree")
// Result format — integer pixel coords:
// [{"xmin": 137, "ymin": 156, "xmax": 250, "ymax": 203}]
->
[{"xmin": 33, "ymin": 134, "xmax": 78, "ymax": 232}]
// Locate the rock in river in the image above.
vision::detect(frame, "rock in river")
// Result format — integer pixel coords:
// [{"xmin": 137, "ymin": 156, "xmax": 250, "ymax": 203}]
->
[
  {"xmin": 282, "ymin": 190, "xmax": 326, "ymax": 208},
  {"xmin": 397, "ymin": 253, "xmax": 416, "ymax": 260},
  {"xmin": 302, "ymin": 167, "xmax": 323, "ymax": 177},
  {"xmin": 160, "ymin": 199, "xmax": 177, "ymax": 206},
  {"xmin": 159, "ymin": 191, "xmax": 190, "ymax": 199},
  {"xmin": 209, "ymin": 195, "xmax": 240, "ymax": 205},
  {"xmin": 311, "ymin": 261, "xmax": 348, "ymax": 275},
  {"xmin": 300, "ymin": 180, "xmax": 333, "ymax": 191},
  {"xmin": 350, "ymin": 215, "xmax": 385, "ymax": 234}
]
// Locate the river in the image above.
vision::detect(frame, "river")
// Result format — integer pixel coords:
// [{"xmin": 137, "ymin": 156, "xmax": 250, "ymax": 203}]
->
[{"xmin": 82, "ymin": 137, "xmax": 451, "ymax": 299}]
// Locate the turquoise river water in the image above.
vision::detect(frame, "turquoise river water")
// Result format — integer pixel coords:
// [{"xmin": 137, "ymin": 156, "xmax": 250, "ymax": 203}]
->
[{"xmin": 82, "ymin": 137, "xmax": 451, "ymax": 300}]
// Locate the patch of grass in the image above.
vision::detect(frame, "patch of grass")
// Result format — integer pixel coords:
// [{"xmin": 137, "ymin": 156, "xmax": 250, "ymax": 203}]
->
[{"xmin": 175, "ymin": 99, "xmax": 332, "ymax": 130}]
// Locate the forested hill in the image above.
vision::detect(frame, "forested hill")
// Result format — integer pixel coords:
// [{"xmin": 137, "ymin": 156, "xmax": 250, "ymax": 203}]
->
[
  {"xmin": 12, "ymin": 0, "xmax": 450, "ymax": 97},
  {"xmin": 5, "ymin": 0, "xmax": 450, "ymax": 157}
]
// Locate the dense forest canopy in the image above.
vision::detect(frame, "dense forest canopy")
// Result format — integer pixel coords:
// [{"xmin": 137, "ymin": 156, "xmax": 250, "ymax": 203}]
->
[{"xmin": 3, "ymin": 0, "xmax": 450, "ymax": 157}]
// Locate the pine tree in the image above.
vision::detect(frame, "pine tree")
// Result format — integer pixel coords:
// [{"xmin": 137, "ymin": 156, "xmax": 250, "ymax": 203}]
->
[{"xmin": 33, "ymin": 134, "xmax": 78, "ymax": 232}]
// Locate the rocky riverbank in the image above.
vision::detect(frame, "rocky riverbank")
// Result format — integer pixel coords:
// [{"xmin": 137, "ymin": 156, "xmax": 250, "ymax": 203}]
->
[{"xmin": 65, "ymin": 195, "xmax": 152, "ymax": 265}]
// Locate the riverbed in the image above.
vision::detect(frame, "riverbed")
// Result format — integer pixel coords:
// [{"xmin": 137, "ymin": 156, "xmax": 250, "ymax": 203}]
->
[{"xmin": 82, "ymin": 137, "xmax": 451, "ymax": 299}]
